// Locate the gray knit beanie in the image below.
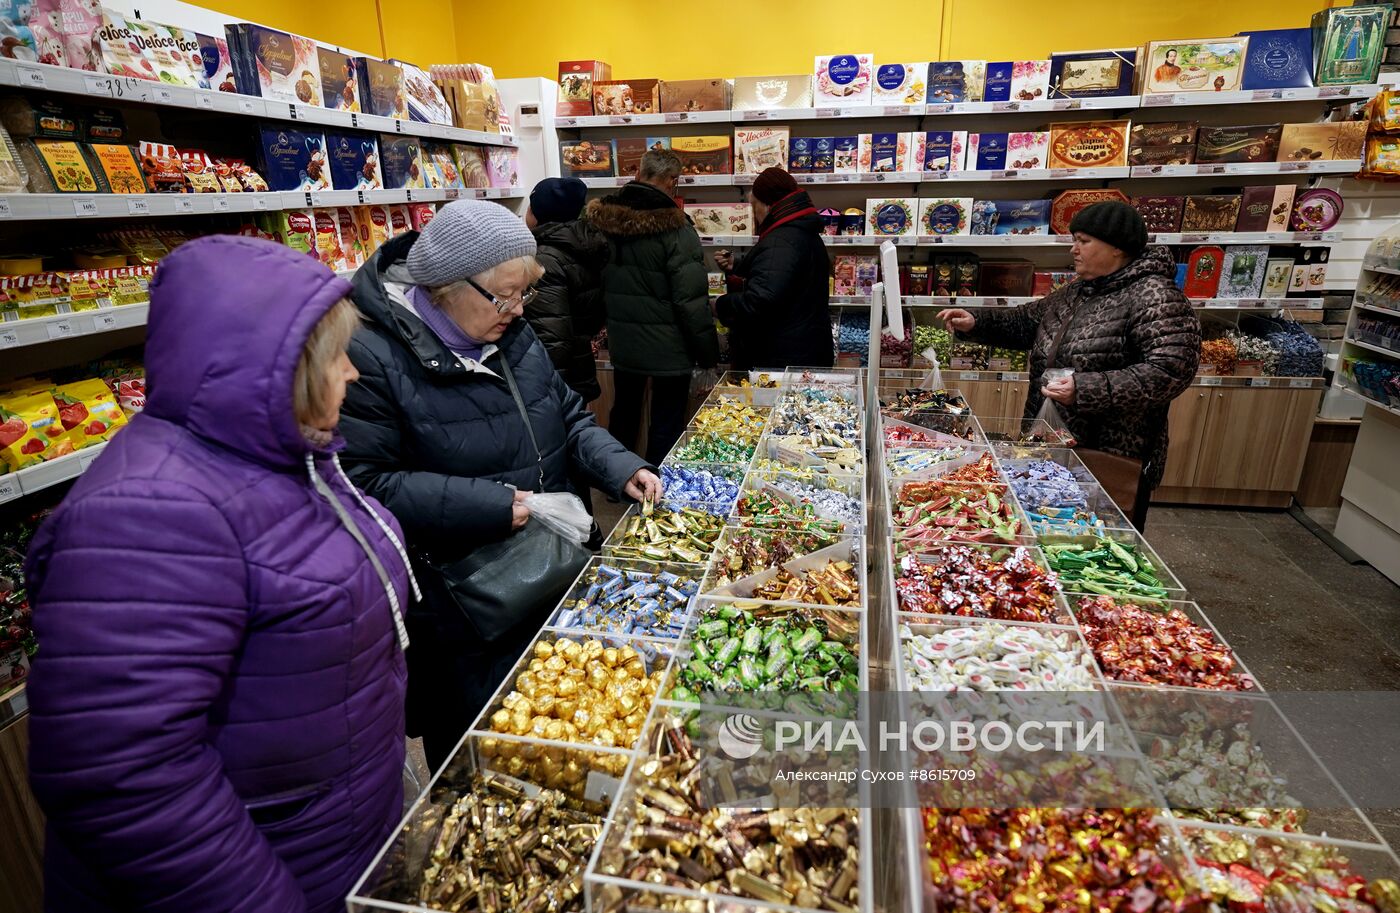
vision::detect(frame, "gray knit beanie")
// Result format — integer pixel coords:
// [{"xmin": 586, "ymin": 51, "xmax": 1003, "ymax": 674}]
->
[{"xmin": 406, "ymin": 200, "xmax": 537, "ymax": 287}]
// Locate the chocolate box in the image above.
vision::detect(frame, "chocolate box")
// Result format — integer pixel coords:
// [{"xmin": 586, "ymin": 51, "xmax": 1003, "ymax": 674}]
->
[
  {"xmin": 872, "ymin": 63, "xmax": 928, "ymax": 105},
  {"xmin": 867, "ymin": 197, "xmax": 917, "ymax": 236},
  {"xmin": 982, "ymin": 62, "xmax": 1014, "ymax": 101},
  {"xmin": 454, "ymin": 145, "xmax": 490, "ymax": 188},
  {"xmin": 488, "ymin": 147, "xmax": 517, "ymax": 189},
  {"xmin": 979, "ymin": 260, "xmax": 1035, "ymax": 296},
  {"xmin": 970, "ymin": 199, "xmax": 1050, "ymax": 235},
  {"xmin": 1195, "ymin": 124, "xmax": 1282, "ymax": 163},
  {"xmin": 392, "ymin": 60, "xmax": 453, "ymax": 125},
  {"xmin": 592, "ymin": 79, "xmax": 661, "ymax": 116},
  {"xmin": 1239, "ymin": 28, "xmax": 1313, "ymax": 90},
  {"xmin": 1050, "ymin": 189, "xmax": 1128, "ymax": 235},
  {"xmin": 258, "ymin": 126, "xmax": 331, "ymax": 191},
  {"xmin": 614, "ymin": 137, "xmax": 647, "ymax": 177},
  {"xmin": 832, "ymin": 136, "xmax": 859, "ymax": 174},
  {"xmin": 1181, "ymin": 194, "xmax": 1242, "ymax": 232},
  {"xmin": 811, "ymin": 137, "xmax": 836, "ymax": 173},
  {"xmin": 324, "ymin": 131, "xmax": 382, "ymax": 190},
  {"xmin": 659, "ymin": 79, "xmax": 732, "ymax": 113},
  {"xmin": 379, "ymin": 134, "xmax": 425, "ymax": 189},
  {"xmin": 1010, "ymin": 60, "xmax": 1051, "ymax": 102},
  {"xmin": 1313, "ymin": 5, "xmax": 1387, "ymax": 86},
  {"xmin": 196, "ymin": 33, "xmax": 236, "ymax": 93},
  {"xmin": 1235, "ymin": 186, "xmax": 1276, "ymax": 232},
  {"xmin": 685, "ymin": 203, "xmax": 753, "ymax": 236},
  {"xmin": 860, "ymin": 132, "xmax": 908, "ymax": 172},
  {"xmin": 226, "ymin": 24, "xmax": 321, "ymax": 106},
  {"xmin": 671, "ymin": 136, "xmax": 731, "ymax": 175},
  {"xmin": 970, "ymin": 132, "xmax": 1009, "ymax": 170},
  {"xmin": 1007, "ymin": 131, "xmax": 1049, "ymax": 170},
  {"xmin": 1184, "ymin": 246, "xmax": 1225, "ymax": 298},
  {"xmin": 1218, "ymin": 245, "xmax": 1269, "ymax": 298},
  {"xmin": 558, "ymin": 60, "xmax": 611, "ymax": 116},
  {"xmin": 1278, "ymin": 122, "xmax": 1367, "ymax": 162},
  {"xmin": 734, "ymin": 127, "xmax": 789, "ymax": 174},
  {"xmin": 1127, "ymin": 144, "xmax": 1197, "ymax": 166},
  {"xmin": 789, "ymin": 136, "xmax": 816, "ymax": 172},
  {"xmin": 733, "ymin": 75, "xmax": 813, "ymax": 110},
  {"xmin": 1048, "ymin": 121, "xmax": 1129, "ymax": 168},
  {"xmin": 1143, "ymin": 37, "xmax": 1248, "ymax": 94},
  {"xmin": 356, "ymin": 57, "xmax": 407, "ymax": 119},
  {"xmin": 1132, "ymin": 196, "xmax": 1185, "ymax": 234},
  {"xmin": 915, "ymin": 131, "xmax": 967, "ymax": 171},
  {"xmin": 421, "ymin": 143, "xmax": 462, "ymax": 189},
  {"xmin": 918, "ymin": 197, "xmax": 972, "ymax": 236},
  {"xmin": 927, "ymin": 60, "xmax": 986, "ymax": 103},
  {"xmin": 318, "ymin": 48, "xmax": 360, "ymax": 111},
  {"xmin": 1129, "ymin": 121, "xmax": 1199, "ymax": 147},
  {"xmin": 1267, "ymin": 185, "xmax": 1295, "ymax": 232},
  {"xmin": 1047, "ymin": 48, "xmax": 1137, "ymax": 98},
  {"xmin": 813, "ymin": 54, "xmax": 874, "ymax": 106}
]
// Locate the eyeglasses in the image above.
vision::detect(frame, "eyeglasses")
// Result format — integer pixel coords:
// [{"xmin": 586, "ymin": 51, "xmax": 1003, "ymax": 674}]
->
[{"xmin": 467, "ymin": 277, "xmax": 539, "ymax": 314}]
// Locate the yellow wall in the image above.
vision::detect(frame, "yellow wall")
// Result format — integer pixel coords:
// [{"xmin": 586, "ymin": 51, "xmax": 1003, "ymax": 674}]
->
[
  {"xmin": 453, "ymin": 0, "xmax": 1336, "ymax": 80},
  {"xmin": 191, "ymin": 0, "xmax": 457, "ymax": 64}
]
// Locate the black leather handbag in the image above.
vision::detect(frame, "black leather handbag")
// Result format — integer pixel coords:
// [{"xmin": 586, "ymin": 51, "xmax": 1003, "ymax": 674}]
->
[{"xmin": 418, "ymin": 352, "xmax": 589, "ymax": 643}]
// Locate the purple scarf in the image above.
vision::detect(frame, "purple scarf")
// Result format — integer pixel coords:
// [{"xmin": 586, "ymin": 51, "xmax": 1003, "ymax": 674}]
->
[{"xmin": 408, "ymin": 284, "xmax": 486, "ymax": 363}]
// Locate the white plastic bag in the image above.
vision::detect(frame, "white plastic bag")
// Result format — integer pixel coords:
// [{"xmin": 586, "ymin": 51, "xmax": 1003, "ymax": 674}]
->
[
  {"xmin": 523, "ymin": 491, "xmax": 592, "ymax": 545},
  {"xmin": 918, "ymin": 345, "xmax": 946, "ymax": 392}
]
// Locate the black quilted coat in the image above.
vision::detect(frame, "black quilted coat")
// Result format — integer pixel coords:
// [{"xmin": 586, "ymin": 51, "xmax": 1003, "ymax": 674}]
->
[
  {"xmin": 339, "ymin": 231, "xmax": 649, "ymax": 761},
  {"xmin": 587, "ymin": 181, "xmax": 719, "ymax": 376},
  {"xmin": 527, "ymin": 218, "xmax": 607, "ymax": 402},
  {"xmin": 715, "ymin": 200, "xmax": 834, "ymax": 371},
  {"xmin": 962, "ymin": 246, "xmax": 1200, "ymax": 488}
]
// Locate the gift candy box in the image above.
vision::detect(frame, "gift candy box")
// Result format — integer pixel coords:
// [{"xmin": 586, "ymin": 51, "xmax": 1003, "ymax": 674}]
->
[
  {"xmin": 1218, "ymin": 245, "xmax": 1269, "ymax": 298},
  {"xmin": 1133, "ymin": 196, "xmax": 1185, "ymax": 234},
  {"xmin": 325, "ymin": 132, "xmax": 382, "ymax": 190},
  {"xmin": 258, "ymin": 126, "xmax": 331, "ymax": 192},
  {"xmin": 970, "ymin": 132, "xmax": 1008, "ymax": 170},
  {"xmin": 356, "ymin": 57, "xmax": 407, "ymax": 119},
  {"xmin": 197, "ymin": 33, "xmax": 237, "ymax": 93},
  {"xmin": 914, "ymin": 131, "xmax": 967, "ymax": 171},
  {"xmin": 592, "ymin": 79, "xmax": 660, "ymax": 115},
  {"xmin": 1234, "ymin": 186, "xmax": 1276, "ymax": 232},
  {"xmin": 860, "ymin": 132, "xmax": 909, "ymax": 172},
  {"xmin": 873, "ymin": 63, "xmax": 927, "ymax": 105},
  {"xmin": 918, "ymin": 198, "xmax": 973, "ymax": 236},
  {"xmin": 971, "ymin": 199, "xmax": 1050, "ymax": 235},
  {"xmin": 1047, "ymin": 48, "xmax": 1136, "ymax": 98},
  {"xmin": 1182, "ymin": 195, "xmax": 1242, "ymax": 232},
  {"xmin": 788, "ymin": 135, "xmax": 816, "ymax": 173},
  {"xmin": 867, "ymin": 197, "xmax": 917, "ymax": 236},
  {"xmin": 1007, "ymin": 131, "xmax": 1048, "ymax": 169},
  {"xmin": 318, "ymin": 48, "xmax": 360, "ymax": 112},
  {"xmin": 613, "ymin": 137, "xmax": 646, "ymax": 177},
  {"xmin": 660, "ymin": 79, "xmax": 732, "ymax": 112},
  {"xmin": 685, "ymin": 203, "xmax": 753, "ymax": 236},
  {"xmin": 734, "ymin": 128, "xmax": 789, "ymax": 174},
  {"xmin": 1195, "ymin": 124, "xmax": 1282, "ymax": 163},
  {"xmin": 1009, "ymin": 60, "xmax": 1051, "ymax": 102},
  {"xmin": 392, "ymin": 60, "xmax": 453, "ymax": 125},
  {"xmin": 1143, "ymin": 37, "xmax": 1249, "ymax": 93},
  {"xmin": 226, "ymin": 23, "xmax": 321, "ymax": 106},
  {"xmin": 1048, "ymin": 121, "xmax": 1129, "ymax": 168},
  {"xmin": 733, "ymin": 74, "xmax": 813, "ymax": 110},
  {"xmin": 672, "ymin": 136, "xmax": 731, "ymax": 174},
  {"xmin": 1238, "ymin": 28, "xmax": 1313, "ymax": 90},
  {"xmin": 982, "ymin": 61, "xmax": 1014, "ymax": 101},
  {"xmin": 813, "ymin": 53, "xmax": 873, "ymax": 106},
  {"xmin": 1313, "ymin": 5, "xmax": 1388, "ymax": 86},
  {"xmin": 1050, "ymin": 189, "xmax": 1128, "ymax": 235},
  {"xmin": 927, "ymin": 60, "xmax": 985, "ymax": 103},
  {"xmin": 558, "ymin": 59, "xmax": 610, "ymax": 115},
  {"xmin": 1184, "ymin": 245, "xmax": 1225, "ymax": 297},
  {"xmin": 379, "ymin": 134, "xmax": 425, "ymax": 189}
]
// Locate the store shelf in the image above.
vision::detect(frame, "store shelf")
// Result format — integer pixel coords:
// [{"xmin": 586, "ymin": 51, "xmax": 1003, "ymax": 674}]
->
[
  {"xmin": 1345, "ymin": 335, "xmax": 1400, "ymax": 360},
  {"xmin": 1152, "ymin": 231, "xmax": 1341, "ymax": 244},
  {"xmin": 831, "ymin": 294, "xmax": 1319, "ymax": 309},
  {"xmin": 0, "ymin": 442, "xmax": 107, "ymax": 505},
  {"xmin": 1335, "ymin": 379, "xmax": 1400, "ymax": 417},
  {"xmin": 1363, "ymin": 262, "xmax": 1400, "ymax": 277},
  {"xmin": 701, "ymin": 231, "xmax": 1340, "ymax": 249},
  {"xmin": 557, "ymin": 110, "xmax": 734, "ymax": 127},
  {"xmin": 1357, "ymin": 301, "xmax": 1400, "ymax": 317},
  {"xmin": 0, "ymin": 59, "xmax": 517, "ymax": 148},
  {"xmin": 0, "ymin": 304, "xmax": 148, "ymax": 350},
  {"xmin": 1130, "ymin": 160, "xmax": 1360, "ymax": 178},
  {"xmin": 1139, "ymin": 84, "xmax": 1377, "ymax": 107},
  {"xmin": 0, "ymin": 187, "xmax": 523, "ymax": 221}
]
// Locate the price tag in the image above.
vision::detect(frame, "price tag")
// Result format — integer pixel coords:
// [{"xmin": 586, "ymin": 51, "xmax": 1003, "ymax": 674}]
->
[
  {"xmin": 1318, "ymin": 86, "xmax": 1345, "ymax": 99},
  {"xmin": 152, "ymin": 87, "xmax": 175, "ymax": 104},
  {"xmin": 84, "ymin": 75, "xmax": 114, "ymax": 96},
  {"xmin": 215, "ymin": 196, "xmax": 230, "ymax": 211},
  {"xmin": 79, "ymin": 449, "xmax": 101, "ymax": 471},
  {"xmin": 679, "ymin": 176, "xmax": 696, "ymax": 185},
  {"xmin": 0, "ymin": 199, "xmax": 11, "ymax": 219},
  {"xmin": 664, "ymin": 112, "xmax": 687, "ymax": 123},
  {"xmin": 126, "ymin": 197, "xmax": 150, "ymax": 214},
  {"xmin": 992, "ymin": 170, "xmax": 1018, "ymax": 180},
  {"xmin": 175, "ymin": 197, "xmax": 195, "ymax": 213},
  {"xmin": 394, "ymin": 119, "xmax": 404, "ymax": 133},
  {"xmin": 1196, "ymin": 164, "xmax": 1225, "ymax": 175},
  {"xmin": 1251, "ymin": 89, "xmax": 1281, "ymax": 101},
  {"xmin": 1278, "ymin": 161, "xmax": 1305, "ymax": 172},
  {"xmin": 815, "ymin": 107, "xmax": 840, "ymax": 118},
  {"xmin": 871, "ymin": 172, "xmax": 887, "ymax": 182},
  {"xmin": 47, "ymin": 319, "xmax": 75, "ymax": 339},
  {"xmin": 0, "ymin": 329, "xmax": 18, "ymax": 348},
  {"xmin": 1248, "ymin": 377, "xmax": 1273, "ymax": 387},
  {"xmin": 556, "ymin": 117, "xmax": 577, "ymax": 127},
  {"xmin": 608, "ymin": 116, "xmax": 632, "ymax": 125},
  {"xmin": 17, "ymin": 66, "xmax": 47, "ymax": 88},
  {"xmin": 94, "ymin": 312, "xmax": 117, "ymax": 331},
  {"xmin": 445, "ymin": 188, "xmax": 460, "ymax": 200},
  {"xmin": 1180, "ymin": 233, "xmax": 1209, "ymax": 243},
  {"xmin": 1200, "ymin": 375, "xmax": 1223, "ymax": 386},
  {"xmin": 287, "ymin": 103, "xmax": 299, "ymax": 120},
  {"xmin": 1052, "ymin": 99, "xmax": 1082, "ymax": 110},
  {"xmin": 1049, "ymin": 168, "xmax": 1077, "ymax": 179},
  {"xmin": 0, "ymin": 475, "xmax": 18, "ymax": 504},
  {"xmin": 252, "ymin": 195, "xmax": 270, "ymax": 210},
  {"xmin": 960, "ymin": 371, "xmax": 983, "ymax": 381},
  {"xmin": 474, "ymin": 188, "xmax": 489, "ymax": 199},
  {"xmin": 73, "ymin": 198, "xmax": 100, "ymax": 217},
  {"xmin": 927, "ymin": 104, "xmax": 953, "ymax": 114},
  {"xmin": 741, "ymin": 110, "xmax": 770, "ymax": 120},
  {"xmin": 238, "ymin": 98, "xmax": 256, "ymax": 114},
  {"xmin": 196, "ymin": 92, "xmax": 214, "ymax": 109},
  {"xmin": 883, "ymin": 105, "xmax": 914, "ymax": 116},
  {"xmin": 992, "ymin": 101, "xmax": 1020, "ymax": 112},
  {"xmin": 1289, "ymin": 377, "xmax": 1314, "ymax": 388},
  {"xmin": 309, "ymin": 192, "xmax": 327, "ymax": 207}
]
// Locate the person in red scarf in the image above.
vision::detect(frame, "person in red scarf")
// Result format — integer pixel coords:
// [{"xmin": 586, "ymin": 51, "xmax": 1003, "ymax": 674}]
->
[{"xmin": 714, "ymin": 167, "xmax": 834, "ymax": 371}]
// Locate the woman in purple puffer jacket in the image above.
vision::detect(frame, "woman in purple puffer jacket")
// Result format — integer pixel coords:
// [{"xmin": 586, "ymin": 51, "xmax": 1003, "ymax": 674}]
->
[{"xmin": 23, "ymin": 236, "xmax": 417, "ymax": 913}]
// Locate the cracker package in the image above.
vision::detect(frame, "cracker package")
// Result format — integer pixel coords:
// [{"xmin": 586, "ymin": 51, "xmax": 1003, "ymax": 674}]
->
[
  {"xmin": 558, "ymin": 59, "xmax": 610, "ymax": 116},
  {"xmin": 379, "ymin": 135, "xmax": 424, "ymax": 189},
  {"xmin": 432, "ymin": 63, "xmax": 504, "ymax": 134},
  {"xmin": 25, "ymin": 138, "xmax": 99, "ymax": 192},
  {"xmin": 258, "ymin": 127, "xmax": 331, "ymax": 191},
  {"xmin": 734, "ymin": 127, "xmax": 789, "ymax": 174},
  {"xmin": 672, "ymin": 136, "xmax": 730, "ymax": 175},
  {"xmin": 325, "ymin": 131, "xmax": 383, "ymax": 190},
  {"xmin": 88, "ymin": 143, "xmax": 145, "ymax": 193},
  {"xmin": 226, "ymin": 23, "xmax": 321, "ymax": 105},
  {"xmin": 392, "ymin": 60, "xmax": 453, "ymax": 125},
  {"xmin": 592, "ymin": 79, "xmax": 660, "ymax": 115},
  {"xmin": 319, "ymin": 48, "xmax": 360, "ymax": 112},
  {"xmin": 813, "ymin": 54, "xmax": 873, "ymax": 107},
  {"xmin": 355, "ymin": 57, "xmax": 408, "ymax": 118},
  {"xmin": 197, "ymin": 32, "xmax": 237, "ymax": 92},
  {"xmin": 178, "ymin": 148, "xmax": 221, "ymax": 192}
]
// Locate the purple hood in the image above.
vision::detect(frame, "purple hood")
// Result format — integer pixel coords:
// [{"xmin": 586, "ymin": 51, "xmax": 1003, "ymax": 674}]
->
[{"xmin": 25, "ymin": 236, "xmax": 410, "ymax": 913}]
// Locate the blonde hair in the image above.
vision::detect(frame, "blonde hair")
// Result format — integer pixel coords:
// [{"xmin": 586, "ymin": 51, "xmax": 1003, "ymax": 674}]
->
[
  {"xmin": 428, "ymin": 255, "xmax": 546, "ymax": 308},
  {"xmin": 293, "ymin": 297, "xmax": 361, "ymax": 427}
]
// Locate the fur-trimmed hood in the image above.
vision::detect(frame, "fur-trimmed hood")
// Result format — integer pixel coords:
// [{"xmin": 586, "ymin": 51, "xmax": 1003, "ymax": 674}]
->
[{"xmin": 587, "ymin": 181, "xmax": 690, "ymax": 238}]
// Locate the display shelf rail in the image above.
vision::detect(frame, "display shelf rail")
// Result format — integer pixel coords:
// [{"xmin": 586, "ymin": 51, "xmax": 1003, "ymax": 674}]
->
[
  {"xmin": 1130, "ymin": 160, "xmax": 1360, "ymax": 177},
  {"xmin": 554, "ymin": 85, "xmax": 1379, "ymax": 127},
  {"xmin": 826, "ymin": 294, "xmax": 1322, "ymax": 310},
  {"xmin": 1335, "ymin": 379, "xmax": 1400, "ymax": 417},
  {"xmin": 0, "ymin": 59, "xmax": 517, "ymax": 148},
  {"xmin": 697, "ymin": 231, "xmax": 1341, "ymax": 249},
  {"xmin": 0, "ymin": 187, "xmax": 523, "ymax": 221},
  {"xmin": 0, "ymin": 304, "xmax": 148, "ymax": 350},
  {"xmin": 1363, "ymin": 261, "xmax": 1400, "ymax": 277},
  {"xmin": 0, "ymin": 442, "xmax": 108, "ymax": 505},
  {"xmin": 1345, "ymin": 335, "xmax": 1400, "ymax": 360},
  {"xmin": 1356, "ymin": 301, "xmax": 1400, "ymax": 317}
]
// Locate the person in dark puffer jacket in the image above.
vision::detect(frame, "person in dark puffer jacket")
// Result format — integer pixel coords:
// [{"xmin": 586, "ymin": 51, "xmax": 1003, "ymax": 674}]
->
[
  {"xmin": 338, "ymin": 200, "xmax": 658, "ymax": 768},
  {"xmin": 714, "ymin": 167, "xmax": 833, "ymax": 371},
  {"xmin": 25, "ymin": 236, "xmax": 414, "ymax": 913},
  {"xmin": 939, "ymin": 201, "xmax": 1200, "ymax": 508},
  {"xmin": 525, "ymin": 176, "xmax": 606, "ymax": 403},
  {"xmin": 588, "ymin": 148, "xmax": 718, "ymax": 464}
]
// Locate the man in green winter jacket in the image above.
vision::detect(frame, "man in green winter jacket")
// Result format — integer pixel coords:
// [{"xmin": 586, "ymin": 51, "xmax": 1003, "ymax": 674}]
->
[{"xmin": 587, "ymin": 149, "xmax": 718, "ymax": 464}]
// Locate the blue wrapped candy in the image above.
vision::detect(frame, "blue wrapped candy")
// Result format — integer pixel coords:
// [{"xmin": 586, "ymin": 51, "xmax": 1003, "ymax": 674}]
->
[{"xmin": 660, "ymin": 464, "xmax": 742, "ymax": 515}]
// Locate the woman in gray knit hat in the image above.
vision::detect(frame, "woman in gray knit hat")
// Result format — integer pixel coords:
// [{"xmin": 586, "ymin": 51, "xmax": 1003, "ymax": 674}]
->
[{"xmin": 338, "ymin": 200, "xmax": 660, "ymax": 767}]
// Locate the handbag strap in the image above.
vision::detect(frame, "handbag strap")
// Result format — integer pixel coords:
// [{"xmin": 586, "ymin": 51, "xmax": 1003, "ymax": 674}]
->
[
  {"xmin": 496, "ymin": 348, "xmax": 546, "ymax": 490},
  {"xmin": 1043, "ymin": 289, "xmax": 1081, "ymax": 371}
]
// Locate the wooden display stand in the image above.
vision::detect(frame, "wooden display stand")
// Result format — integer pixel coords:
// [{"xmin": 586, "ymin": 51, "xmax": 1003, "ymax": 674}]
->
[{"xmin": 0, "ymin": 695, "xmax": 43, "ymax": 913}]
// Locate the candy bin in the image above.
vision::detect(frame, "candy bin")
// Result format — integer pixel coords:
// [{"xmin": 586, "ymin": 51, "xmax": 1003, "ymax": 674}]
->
[
  {"xmin": 1072, "ymin": 595, "xmax": 1256, "ymax": 692},
  {"xmin": 602, "ymin": 501, "xmax": 728, "ymax": 565},
  {"xmin": 667, "ymin": 429, "xmax": 758, "ymax": 464},
  {"xmin": 891, "ymin": 541, "xmax": 1070, "ymax": 625},
  {"xmin": 994, "ymin": 447, "xmax": 1134, "ymax": 536},
  {"xmin": 585, "ymin": 711, "xmax": 871, "ymax": 913},
  {"xmin": 347, "ymin": 731, "xmax": 624, "ymax": 912},
  {"xmin": 975, "ymin": 414, "xmax": 1075, "ymax": 446},
  {"xmin": 687, "ymin": 396, "xmax": 771, "ymax": 442},
  {"xmin": 703, "ymin": 532, "xmax": 866, "ymax": 611},
  {"xmin": 709, "ymin": 369, "xmax": 784, "ymax": 406},
  {"xmin": 739, "ymin": 468, "xmax": 866, "ymax": 531},
  {"xmin": 658, "ymin": 461, "xmax": 746, "ymax": 515},
  {"xmin": 890, "ymin": 478, "xmax": 1030, "ymax": 547},
  {"xmin": 546, "ymin": 556, "xmax": 705, "ymax": 641},
  {"xmin": 1039, "ymin": 530, "xmax": 1187, "ymax": 603}
]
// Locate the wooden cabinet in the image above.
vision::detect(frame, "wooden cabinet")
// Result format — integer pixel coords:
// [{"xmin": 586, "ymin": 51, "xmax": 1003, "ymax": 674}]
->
[
  {"xmin": 1154, "ymin": 383, "xmax": 1323, "ymax": 508},
  {"xmin": 1001, "ymin": 380, "xmax": 1031, "ymax": 419},
  {"xmin": 953, "ymin": 379, "xmax": 1011, "ymax": 420}
]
